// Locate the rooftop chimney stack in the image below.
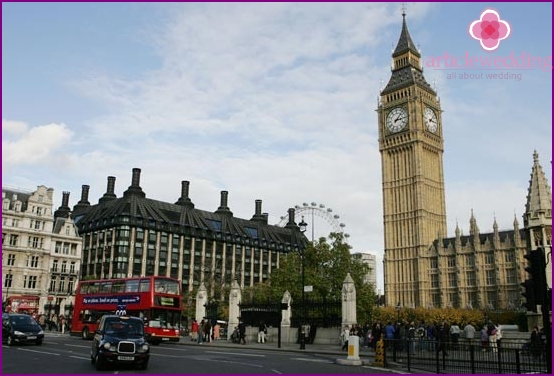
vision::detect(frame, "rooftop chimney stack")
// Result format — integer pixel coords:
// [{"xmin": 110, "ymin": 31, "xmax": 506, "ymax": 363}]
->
[
  {"xmin": 54, "ymin": 191, "xmax": 71, "ymax": 219},
  {"xmin": 72, "ymin": 185, "xmax": 91, "ymax": 214},
  {"xmin": 215, "ymin": 190, "xmax": 233, "ymax": 217},
  {"xmin": 123, "ymin": 168, "xmax": 146, "ymax": 198},
  {"xmin": 175, "ymin": 180, "xmax": 195, "ymax": 208},
  {"xmin": 99, "ymin": 176, "xmax": 117, "ymax": 204},
  {"xmin": 250, "ymin": 199, "xmax": 267, "ymax": 223}
]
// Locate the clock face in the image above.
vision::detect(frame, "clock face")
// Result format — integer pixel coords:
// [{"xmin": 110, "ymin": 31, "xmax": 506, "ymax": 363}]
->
[
  {"xmin": 386, "ymin": 107, "xmax": 408, "ymax": 133},
  {"xmin": 424, "ymin": 107, "xmax": 438, "ymax": 133}
]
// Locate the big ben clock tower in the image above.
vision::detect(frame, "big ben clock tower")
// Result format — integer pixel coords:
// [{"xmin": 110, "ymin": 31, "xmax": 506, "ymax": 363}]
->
[{"xmin": 378, "ymin": 12, "xmax": 447, "ymax": 308}]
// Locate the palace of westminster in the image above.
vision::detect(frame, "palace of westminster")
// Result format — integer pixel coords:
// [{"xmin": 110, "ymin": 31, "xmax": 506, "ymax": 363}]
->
[{"xmin": 2, "ymin": 14, "xmax": 551, "ymax": 315}]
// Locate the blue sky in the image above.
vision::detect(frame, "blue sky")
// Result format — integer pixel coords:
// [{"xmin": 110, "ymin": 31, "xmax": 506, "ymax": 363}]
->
[{"xmin": 2, "ymin": 2, "xmax": 552, "ymax": 291}]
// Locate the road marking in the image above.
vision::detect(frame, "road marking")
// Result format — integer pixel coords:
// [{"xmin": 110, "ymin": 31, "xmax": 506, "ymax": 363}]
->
[
  {"xmin": 362, "ymin": 365, "xmax": 409, "ymax": 374},
  {"xmin": 206, "ymin": 351, "xmax": 265, "ymax": 357},
  {"xmin": 192, "ymin": 358, "xmax": 263, "ymax": 368},
  {"xmin": 271, "ymin": 369, "xmax": 283, "ymax": 374},
  {"xmin": 70, "ymin": 355, "xmax": 90, "ymax": 360},
  {"xmin": 291, "ymin": 357, "xmax": 333, "ymax": 363},
  {"xmin": 17, "ymin": 348, "xmax": 60, "ymax": 356},
  {"xmin": 151, "ymin": 353, "xmax": 188, "ymax": 358},
  {"xmin": 64, "ymin": 344, "xmax": 91, "ymax": 349}
]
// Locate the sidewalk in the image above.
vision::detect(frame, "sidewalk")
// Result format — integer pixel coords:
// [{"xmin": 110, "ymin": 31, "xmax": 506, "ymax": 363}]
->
[{"xmin": 177, "ymin": 335, "xmax": 375, "ymax": 358}]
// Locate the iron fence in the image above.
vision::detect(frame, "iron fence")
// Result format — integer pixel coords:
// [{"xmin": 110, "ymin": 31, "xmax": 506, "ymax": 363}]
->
[
  {"xmin": 383, "ymin": 338, "xmax": 548, "ymax": 374},
  {"xmin": 290, "ymin": 297, "xmax": 341, "ymax": 328}
]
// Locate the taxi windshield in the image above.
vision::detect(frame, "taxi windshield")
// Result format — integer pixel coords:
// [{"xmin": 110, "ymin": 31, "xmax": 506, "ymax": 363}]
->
[{"xmin": 104, "ymin": 318, "xmax": 144, "ymax": 336}]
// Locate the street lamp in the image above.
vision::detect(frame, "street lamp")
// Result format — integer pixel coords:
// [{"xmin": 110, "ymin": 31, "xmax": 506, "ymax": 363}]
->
[
  {"xmin": 298, "ymin": 216, "xmax": 308, "ymax": 350},
  {"xmin": 395, "ymin": 302, "xmax": 402, "ymax": 323},
  {"xmin": 3, "ymin": 268, "xmax": 12, "ymax": 312}
]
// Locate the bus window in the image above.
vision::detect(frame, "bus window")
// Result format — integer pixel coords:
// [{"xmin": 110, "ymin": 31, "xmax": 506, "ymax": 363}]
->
[
  {"xmin": 88, "ymin": 282, "xmax": 99, "ymax": 293},
  {"xmin": 79, "ymin": 282, "xmax": 90, "ymax": 294},
  {"xmin": 112, "ymin": 280, "xmax": 125, "ymax": 293},
  {"xmin": 125, "ymin": 279, "xmax": 139, "ymax": 292},
  {"xmin": 101, "ymin": 282, "xmax": 112, "ymax": 293},
  {"xmin": 139, "ymin": 279, "xmax": 151, "ymax": 292}
]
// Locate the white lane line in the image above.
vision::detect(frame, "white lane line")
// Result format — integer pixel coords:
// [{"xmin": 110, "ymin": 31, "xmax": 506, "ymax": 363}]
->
[
  {"xmin": 271, "ymin": 369, "xmax": 283, "ymax": 374},
  {"xmin": 191, "ymin": 358, "xmax": 263, "ymax": 368},
  {"xmin": 64, "ymin": 344, "xmax": 91, "ymax": 349},
  {"xmin": 290, "ymin": 357, "xmax": 333, "ymax": 363},
  {"xmin": 70, "ymin": 355, "xmax": 91, "ymax": 360},
  {"xmin": 17, "ymin": 348, "xmax": 61, "ymax": 356},
  {"xmin": 362, "ymin": 365, "xmax": 410, "ymax": 374},
  {"xmin": 151, "ymin": 353, "xmax": 188, "ymax": 358},
  {"xmin": 205, "ymin": 350, "xmax": 265, "ymax": 357}
]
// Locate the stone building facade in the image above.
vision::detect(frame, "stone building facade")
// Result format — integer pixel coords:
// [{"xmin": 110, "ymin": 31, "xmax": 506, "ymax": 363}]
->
[
  {"xmin": 71, "ymin": 168, "xmax": 307, "ymax": 301},
  {"xmin": 2, "ymin": 186, "xmax": 82, "ymax": 316},
  {"xmin": 378, "ymin": 14, "xmax": 552, "ymax": 309}
]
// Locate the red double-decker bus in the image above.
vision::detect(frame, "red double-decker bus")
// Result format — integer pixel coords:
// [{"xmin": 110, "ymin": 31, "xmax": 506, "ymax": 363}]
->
[{"xmin": 70, "ymin": 276, "xmax": 182, "ymax": 344}]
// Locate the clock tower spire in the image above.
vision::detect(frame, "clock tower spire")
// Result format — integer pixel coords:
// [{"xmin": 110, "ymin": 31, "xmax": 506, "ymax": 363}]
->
[{"xmin": 378, "ymin": 12, "xmax": 447, "ymax": 308}]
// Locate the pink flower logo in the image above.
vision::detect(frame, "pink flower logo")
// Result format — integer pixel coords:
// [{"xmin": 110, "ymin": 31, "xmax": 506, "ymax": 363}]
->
[{"xmin": 469, "ymin": 9, "xmax": 511, "ymax": 51}]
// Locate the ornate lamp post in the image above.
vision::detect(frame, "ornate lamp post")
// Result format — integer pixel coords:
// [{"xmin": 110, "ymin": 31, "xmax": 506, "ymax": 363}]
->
[{"xmin": 298, "ymin": 216, "xmax": 308, "ymax": 350}]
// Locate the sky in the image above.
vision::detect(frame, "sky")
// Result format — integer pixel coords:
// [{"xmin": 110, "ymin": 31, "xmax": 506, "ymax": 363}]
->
[{"xmin": 2, "ymin": 2, "xmax": 552, "ymax": 292}]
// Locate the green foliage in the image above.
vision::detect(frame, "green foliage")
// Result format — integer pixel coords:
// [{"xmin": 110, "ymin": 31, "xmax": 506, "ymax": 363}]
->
[{"xmin": 241, "ymin": 232, "xmax": 377, "ymax": 320}]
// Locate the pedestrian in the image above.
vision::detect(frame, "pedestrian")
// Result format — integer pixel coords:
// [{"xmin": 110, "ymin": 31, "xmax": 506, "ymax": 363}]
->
[
  {"xmin": 436, "ymin": 321, "xmax": 449, "ymax": 356},
  {"xmin": 480, "ymin": 325, "xmax": 489, "ymax": 352},
  {"xmin": 203, "ymin": 319, "xmax": 212, "ymax": 343},
  {"xmin": 449, "ymin": 322, "xmax": 460, "ymax": 349},
  {"xmin": 60, "ymin": 315, "xmax": 66, "ymax": 334},
  {"xmin": 407, "ymin": 321, "xmax": 416, "ymax": 355},
  {"xmin": 494, "ymin": 323, "xmax": 502, "ymax": 348},
  {"xmin": 384, "ymin": 321, "xmax": 395, "ymax": 351},
  {"xmin": 213, "ymin": 322, "xmax": 220, "ymax": 341},
  {"xmin": 487, "ymin": 322, "xmax": 498, "ymax": 352},
  {"xmin": 463, "ymin": 322, "xmax": 476, "ymax": 346},
  {"xmin": 341, "ymin": 325, "xmax": 350, "ymax": 351},
  {"xmin": 191, "ymin": 319, "xmax": 198, "ymax": 342},
  {"xmin": 258, "ymin": 321, "xmax": 267, "ymax": 343},
  {"xmin": 371, "ymin": 321, "xmax": 383, "ymax": 351},
  {"xmin": 530, "ymin": 326, "xmax": 542, "ymax": 361},
  {"xmin": 197, "ymin": 320, "xmax": 204, "ymax": 344},
  {"xmin": 238, "ymin": 320, "xmax": 246, "ymax": 345}
]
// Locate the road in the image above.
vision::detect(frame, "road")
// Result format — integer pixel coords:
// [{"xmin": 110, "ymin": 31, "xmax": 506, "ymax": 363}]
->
[{"xmin": 2, "ymin": 335, "xmax": 401, "ymax": 374}]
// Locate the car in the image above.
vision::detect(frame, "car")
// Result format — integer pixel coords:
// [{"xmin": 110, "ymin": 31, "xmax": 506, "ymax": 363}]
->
[
  {"xmin": 2, "ymin": 313, "xmax": 45, "ymax": 346},
  {"xmin": 90, "ymin": 314, "xmax": 150, "ymax": 370}
]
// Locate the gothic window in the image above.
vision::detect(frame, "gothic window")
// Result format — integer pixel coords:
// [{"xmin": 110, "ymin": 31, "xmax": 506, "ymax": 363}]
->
[
  {"xmin": 485, "ymin": 253, "xmax": 495, "ymax": 264},
  {"xmin": 447, "ymin": 257, "xmax": 456, "ymax": 268},
  {"xmin": 448, "ymin": 273, "xmax": 456, "ymax": 287},
  {"xmin": 486, "ymin": 270, "xmax": 495, "ymax": 285},
  {"xmin": 505, "ymin": 252, "xmax": 515, "ymax": 263},
  {"xmin": 7, "ymin": 254, "xmax": 16, "ymax": 266}
]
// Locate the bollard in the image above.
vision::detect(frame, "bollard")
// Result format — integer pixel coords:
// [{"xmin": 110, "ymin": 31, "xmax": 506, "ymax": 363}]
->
[
  {"xmin": 372, "ymin": 337, "xmax": 385, "ymax": 367},
  {"xmin": 336, "ymin": 335, "xmax": 362, "ymax": 366}
]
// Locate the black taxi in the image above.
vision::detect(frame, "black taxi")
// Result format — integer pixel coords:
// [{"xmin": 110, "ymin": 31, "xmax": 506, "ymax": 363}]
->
[{"xmin": 90, "ymin": 314, "xmax": 150, "ymax": 370}]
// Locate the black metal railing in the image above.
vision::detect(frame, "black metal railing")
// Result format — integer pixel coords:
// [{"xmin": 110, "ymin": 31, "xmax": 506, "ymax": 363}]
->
[{"xmin": 382, "ymin": 338, "xmax": 547, "ymax": 374}]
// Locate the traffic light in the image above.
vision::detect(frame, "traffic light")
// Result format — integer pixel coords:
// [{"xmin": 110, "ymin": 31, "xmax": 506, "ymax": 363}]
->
[
  {"xmin": 521, "ymin": 279, "xmax": 537, "ymax": 312},
  {"xmin": 521, "ymin": 248, "xmax": 547, "ymax": 311}
]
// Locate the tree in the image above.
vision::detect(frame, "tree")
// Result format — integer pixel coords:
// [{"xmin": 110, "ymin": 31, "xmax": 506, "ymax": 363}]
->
[{"xmin": 242, "ymin": 232, "xmax": 377, "ymax": 321}]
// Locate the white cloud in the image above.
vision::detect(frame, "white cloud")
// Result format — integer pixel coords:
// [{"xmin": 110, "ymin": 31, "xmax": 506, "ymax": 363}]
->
[{"xmin": 2, "ymin": 120, "xmax": 73, "ymax": 168}]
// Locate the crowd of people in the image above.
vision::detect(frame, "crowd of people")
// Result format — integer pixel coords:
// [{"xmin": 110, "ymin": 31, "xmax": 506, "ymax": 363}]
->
[{"xmin": 339, "ymin": 320, "xmax": 510, "ymax": 354}]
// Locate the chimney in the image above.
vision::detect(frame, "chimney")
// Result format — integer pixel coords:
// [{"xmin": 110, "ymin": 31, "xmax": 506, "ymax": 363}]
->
[
  {"xmin": 99, "ymin": 176, "xmax": 117, "ymax": 204},
  {"xmin": 72, "ymin": 185, "xmax": 91, "ymax": 214},
  {"xmin": 123, "ymin": 168, "xmax": 146, "ymax": 198},
  {"xmin": 215, "ymin": 190, "xmax": 233, "ymax": 217},
  {"xmin": 54, "ymin": 191, "xmax": 71, "ymax": 219},
  {"xmin": 175, "ymin": 180, "xmax": 195, "ymax": 208},
  {"xmin": 250, "ymin": 199, "xmax": 267, "ymax": 223},
  {"xmin": 284, "ymin": 207, "xmax": 298, "ymax": 229}
]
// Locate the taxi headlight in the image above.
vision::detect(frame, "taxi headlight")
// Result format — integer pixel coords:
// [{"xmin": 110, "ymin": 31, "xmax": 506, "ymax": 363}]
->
[
  {"xmin": 38, "ymin": 330, "xmax": 44, "ymax": 335},
  {"xmin": 102, "ymin": 342, "xmax": 116, "ymax": 351},
  {"xmin": 14, "ymin": 331, "xmax": 25, "ymax": 336},
  {"xmin": 137, "ymin": 343, "xmax": 149, "ymax": 353}
]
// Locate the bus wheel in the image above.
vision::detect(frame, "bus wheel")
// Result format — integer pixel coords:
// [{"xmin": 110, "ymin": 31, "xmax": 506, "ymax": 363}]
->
[{"xmin": 82, "ymin": 327, "xmax": 90, "ymax": 340}]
